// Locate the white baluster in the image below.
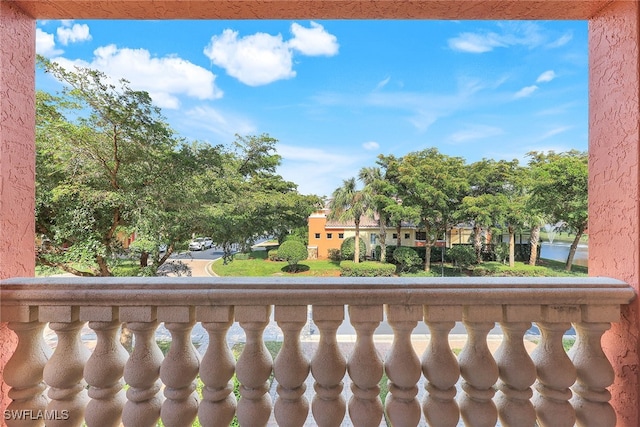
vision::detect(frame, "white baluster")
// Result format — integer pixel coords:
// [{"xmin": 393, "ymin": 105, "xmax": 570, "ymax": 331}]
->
[
  {"xmin": 422, "ymin": 306, "xmax": 461, "ymax": 427},
  {"xmin": 121, "ymin": 307, "xmax": 163, "ymax": 427},
  {"xmin": 495, "ymin": 319, "xmax": 537, "ymax": 427},
  {"xmin": 3, "ymin": 306, "xmax": 49, "ymax": 427},
  {"xmin": 159, "ymin": 307, "xmax": 200, "ymax": 427},
  {"xmin": 81, "ymin": 307, "xmax": 127, "ymax": 427},
  {"xmin": 197, "ymin": 306, "xmax": 236, "ymax": 427},
  {"xmin": 235, "ymin": 305, "xmax": 273, "ymax": 427},
  {"xmin": 41, "ymin": 306, "xmax": 90, "ymax": 427},
  {"xmin": 310, "ymin": 305, "xmax": 347, "ymax": 427},
  {"xmin": 458, "ymin": 306, "xmax": 500, "ymax": 427},
  {"xmin": 569, "ymin": 305, "xmax": 621, "ymax": 427},
  {"xmin": 532, "ymin": 311, "xmax": 578, "ymax": 427},
  {"xmin": 385, "ymin": 304, "xmax": 422, "ymax": 427},
  {"xmin": 274, "ymin": 305, "xmax": 310, "ymax": 427},
  {"xmin": 347, "ymin": 305, "xmax": 384, "ymax": 427}
]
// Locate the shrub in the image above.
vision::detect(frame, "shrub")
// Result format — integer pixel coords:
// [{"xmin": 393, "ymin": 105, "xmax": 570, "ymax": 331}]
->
[
  {"xmin": 327, "ymin": 248, "xmax": 342, "ymax": 262},
  {"xmin": 340, "ymin": 261, "xmax": 396, "ymax": 277},
  {"xmin": 277, "ymin": 240, "xmax": 308, "ymax": 272},
  {"xmin": 341, "ymin": 236, "xmax": 367, "ymax": 262},
  {"xmin": 393, "ymin": 247, "xmax": 422, "ymax": 273},
  {"xmin": 447, "ymin": 245, "xmax": 477, "ymax": 269},
  {"xmin": 493, "ymin": 243, "xmax": 509, "ymax": 264},
  {"xmin": 268, "ymin": 249, "xmax": 282, "ymax": 261}
]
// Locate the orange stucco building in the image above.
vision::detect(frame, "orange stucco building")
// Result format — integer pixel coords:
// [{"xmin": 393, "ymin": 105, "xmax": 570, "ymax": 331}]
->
[
  {"xmin": 308, "ymin": 207, "xmax": 475, "ymax": 260},
  {"xmin": 3, "ymin": 1, "xmax": 640, "ymax": 424}
]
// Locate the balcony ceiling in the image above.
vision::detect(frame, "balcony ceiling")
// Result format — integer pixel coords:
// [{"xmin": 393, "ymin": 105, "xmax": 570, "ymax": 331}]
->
[{"xmin": 8, "ymin": 0, "xmax": 615, "ymax": 20}]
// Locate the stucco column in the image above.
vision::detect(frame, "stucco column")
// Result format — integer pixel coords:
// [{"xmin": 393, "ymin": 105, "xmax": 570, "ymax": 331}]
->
[
  {"xmin": 0, "ymin": 0, "xmax": 36, "ymax": 416},
  {"xmin": 589, "ymin": 2, "xmax": 640, "ymax": 426}
]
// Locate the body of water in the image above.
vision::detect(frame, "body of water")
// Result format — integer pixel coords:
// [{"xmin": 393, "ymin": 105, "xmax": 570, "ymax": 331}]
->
[{"xmin": 539, "ymin": 241, "xmax": 588, "ymax": 267}]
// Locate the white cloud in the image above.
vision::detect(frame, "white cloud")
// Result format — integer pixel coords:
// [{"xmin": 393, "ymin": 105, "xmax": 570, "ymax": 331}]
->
[
  {"xmin": 36, "ymin": 28, "xmax": 63, "ymax": 57},
  {"xmin": 538, "ymin": 126, "xmax": 572, "ymax": 140},
  {"xmin": 514, "ymin": 85, "xmax": 538, "ymax": 99},
  {"xmin": 362, "ymin": 141, "xmax": 380, "ymax": 151},
  {"xmin": 547, "ymin": 32, "xmax": 573, "ymax": 48},
  {"xmin": 375, "ymin": 76, "xmax": 391, "ymax": 90},
  {"xmin": 288, "ymin": 22, "xmax": 339, "ymax": 56},
  {"xmin": 204, "ymin": 29, "xmax": 295, "ymax": 86},
  {"xmin": 449, "ymin": 125, "xmax": 504, "ymax": 143},
  {"xmin": 448, "ymin": 32, "xmax": 505, "ymax": 53},
  {"xmin": 204, "ymin": 22, "xmax": 338, "ymax": 86},
  {"xmin": 277, "ymin": 144, "xmax": 360, "ymax": 196},
  {"xmin": 449, "ymin": 22, "xmax": 553, "ymax": 54},
  {"xmin": 536, "ymin": 70, "xmax": 556, "ymax": 83},
  {"xmin": 178, "ymin": 105, "xmax": 256, "ymax": 140},
  {"xmin": 57, "ymin": 22, "xmax": 91, "ymax": 45},
  {"xmin": 53, "ymin": 44, "xmax": 222, "ymax": 109}
]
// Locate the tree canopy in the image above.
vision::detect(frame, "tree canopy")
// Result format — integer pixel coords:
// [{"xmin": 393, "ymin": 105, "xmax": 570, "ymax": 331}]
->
[{"xmin": 36, "ymin": 57, "xmax": 320, "ymax": 276}]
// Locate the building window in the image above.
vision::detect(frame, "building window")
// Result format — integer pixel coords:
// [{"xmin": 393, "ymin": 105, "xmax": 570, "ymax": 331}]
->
[
  {"xmin": 338, "ymin": 233, "xmax": 344, "ymax": 239},
  {"xmin": 315, "ymin": 233, "xmax": 320, "ymax": 239},
  {"xmin": 370, "ymin": 233, "xmax": 377, "ymax": 244},
  {"xmin": 392, "ymin": 233, "xmax": 398, "ymax": 239},
  {"xmin": 404, "ymin": 233, "xmax": 410, "ymax": 239},
  {"xmin": 415, "ymin": 231, "xmax": 427, "ymax": 240},
  {"xmin": 327, "ymin": 233, "xmax": 332, "ymax": 239}
]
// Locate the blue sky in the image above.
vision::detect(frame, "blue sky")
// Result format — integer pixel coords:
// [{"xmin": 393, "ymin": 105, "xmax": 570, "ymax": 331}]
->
[{"xmin": 35, "ymin": 20, "xmax": 587, "ymax": 197}]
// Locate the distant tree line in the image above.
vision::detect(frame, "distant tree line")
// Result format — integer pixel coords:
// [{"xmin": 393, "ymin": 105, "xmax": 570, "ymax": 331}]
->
[
  {"xmin": 35, "ymin": 57, "xmax": 321, "ymax": 276},
  {"xmin": 329, "ymin": 148, "xmax": 587, "ymax": 272}
]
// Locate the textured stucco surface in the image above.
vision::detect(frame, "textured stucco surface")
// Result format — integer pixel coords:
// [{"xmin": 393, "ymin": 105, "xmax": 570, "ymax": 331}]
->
[
  {"xmin": 589, "ymin": 2, "xmax": 640, "ymax": 426},
  {"xmin": 2, "ymin": 0, "xmax": 640, "ymax": 424},
  {"xmin": 8, "ymin": 0, "xmax": 615, "ymax": 20},
  {"xmin": 0, "ymin": 0, "xmax": 35, "ymax": 417}
]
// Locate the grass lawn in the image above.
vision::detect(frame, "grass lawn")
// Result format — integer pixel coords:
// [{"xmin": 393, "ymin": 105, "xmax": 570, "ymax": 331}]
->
[
  {"xmin": 213, "ymin": 251, "xmax": 588, "ymax": 277},
  {"xmin": 212, "ymin": 252, "xmax": 342, "ymax": 277}
]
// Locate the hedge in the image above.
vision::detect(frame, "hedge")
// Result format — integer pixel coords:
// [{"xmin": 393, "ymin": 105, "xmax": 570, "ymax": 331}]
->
[{"xmin": 340, "ymin": 261, "xmax": 396, "ymax": 277}]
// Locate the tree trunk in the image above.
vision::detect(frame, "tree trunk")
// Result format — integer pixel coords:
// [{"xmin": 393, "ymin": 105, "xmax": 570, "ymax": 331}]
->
[
  {"xmin": 379, "ymin": 218, "xmax": 387, "ymax": 263},
  {"xmin": 529, "ymin": 224, "xmax": 540, "ymax": 266},
  {"xmin": 508, "ymin": 225, "xmax": 515, "ymax": 268},
  {"xmin": 565, "ymin": 229, "xmax": 584, "ymax": 271},
  {"xmin": 140, "ymin": 251, "xmax": 149, "ymax": 268},
  {"xmin": 473, "ymin": 224, "xmax": 482, "ymax": 264},
  {"xmin": 96, "ymin": 254, "xmax": 112, "ymax": 276},
  {"xmin": 354, "ymin": 219, "xmax": 361, "ymax": 263},
  {"xmin": 423, "ymin": 224, "xmax": 432, "ymax": 272},
  {"xmin": 396, "ymin": 222, "xmax": 402, "ymax": 247}
]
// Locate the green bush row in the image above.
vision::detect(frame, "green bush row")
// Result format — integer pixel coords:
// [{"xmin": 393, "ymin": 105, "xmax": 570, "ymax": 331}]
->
[{"xmin": 340, "ymin": 261, "xmax": 396, "ymax": 277}]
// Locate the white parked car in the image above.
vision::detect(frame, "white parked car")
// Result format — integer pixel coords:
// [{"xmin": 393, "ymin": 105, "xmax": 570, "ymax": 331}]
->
[
  {"xmin": 189, "ymin": 238, "xmax": 207, "ymax": 251},
  {"xmin": 203, "ymin": 237, "xmax": 213, "ymax": 249}
]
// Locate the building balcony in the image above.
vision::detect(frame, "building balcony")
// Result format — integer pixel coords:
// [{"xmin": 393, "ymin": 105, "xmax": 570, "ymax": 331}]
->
[{"xmin": 0, "ymin": 276, "xmax": 634, "ymax": 427}]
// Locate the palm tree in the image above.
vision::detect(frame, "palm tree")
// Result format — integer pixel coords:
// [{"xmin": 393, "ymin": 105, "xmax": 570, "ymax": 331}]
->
[
  {"xmin": 328, "ymin": 177, "xmax": 373, "ymax": 263},
  {"xmin": 358, "ymin": 166, "xmax": 392, "ymax": 263}
]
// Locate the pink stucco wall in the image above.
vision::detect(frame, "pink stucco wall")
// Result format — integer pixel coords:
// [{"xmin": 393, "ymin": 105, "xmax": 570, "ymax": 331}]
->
[
  {"xmin": 2, "ymin": 0, "xmax": 640, "ymax": 424},
  {"xmin": 0, "ymin": 0, "xmax": 36, "ymax": 416},
  {"xmin": 590, "ymin": 2, "xmax": 640, "ymax": 425}
]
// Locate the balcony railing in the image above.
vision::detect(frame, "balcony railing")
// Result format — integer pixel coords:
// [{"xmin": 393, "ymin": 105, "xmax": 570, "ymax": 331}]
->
[{"xmin": 0, "ymin": 276, "xmax": 634, "ymax": 427}]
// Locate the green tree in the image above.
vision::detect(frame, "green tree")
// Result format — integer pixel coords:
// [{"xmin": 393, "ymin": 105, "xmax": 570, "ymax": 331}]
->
[
  {"xmin": 329, "ymin": 178, "xmax": 374, "ymax": 263},
  {"xmin": 463, "ymin": 159, "xmax": 526, "ymax": 268},
  {"xmin": 206, "ymin": 134, "xmax": 321, "ymax": 263},
  {"xmin": 528, "ymin": 150, "xmax": 588, "ymax": 271},
  {"xmin": 277, "ymin": 240, "xmax": 308, "ymax": 272},
  {"xmin": 358, "ymin": 166, "xmax": 395, "ymax": 263},
  {"xmin": 376, "ymin": 154, "xmax": 421, "ymax": 249},
  {"xmin": 383, "ymin": 148, "xmax": 469, "ymax": 272},
  {"xmin": 35, "ymin": 58, "xmax": 210, "ymax": 276}
]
